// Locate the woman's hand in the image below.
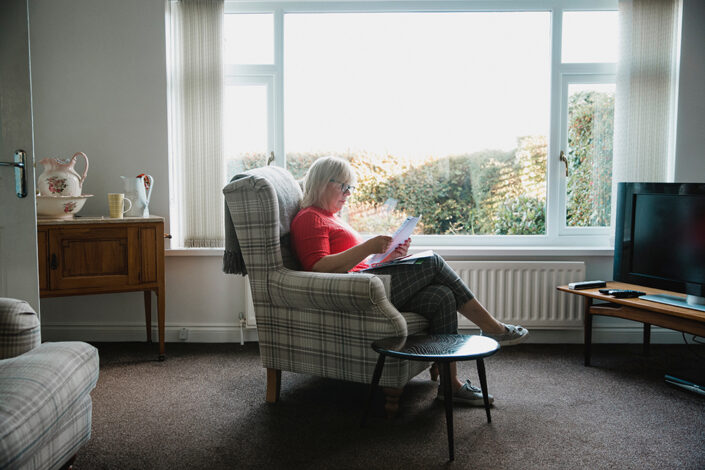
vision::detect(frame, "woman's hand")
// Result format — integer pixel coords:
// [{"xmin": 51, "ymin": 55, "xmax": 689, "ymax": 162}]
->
[
  {"xmin": 311, "ymin": 235, "xmax": 392, "ymax": 273},
  {"xmin": 383, "ymin": 238, "xmax": 411, "ymax": 263},
  {"xmin": 364, "ymin": 235, "xmax": 393, "ymax": 255}
]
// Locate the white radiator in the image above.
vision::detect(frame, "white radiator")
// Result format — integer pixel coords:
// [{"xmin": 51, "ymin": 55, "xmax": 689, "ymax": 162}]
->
[
  {"xmin": 245, "ymin": 261, "xmax": 585, "ymax": 328},
  {"xmin": 448, "ymin": 261, "xmax": 585, "ymax": 328}
]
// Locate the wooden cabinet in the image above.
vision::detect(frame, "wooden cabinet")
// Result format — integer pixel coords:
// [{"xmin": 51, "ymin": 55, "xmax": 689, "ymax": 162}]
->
[{"xmin": 38, "ymin": 217, "xmax": 166, "ymax": 359}]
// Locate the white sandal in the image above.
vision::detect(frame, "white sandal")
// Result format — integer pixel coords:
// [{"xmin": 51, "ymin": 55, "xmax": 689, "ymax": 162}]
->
[{"xmin": 481, "ymin": 323, "xmax": 529, "ymax": 346}]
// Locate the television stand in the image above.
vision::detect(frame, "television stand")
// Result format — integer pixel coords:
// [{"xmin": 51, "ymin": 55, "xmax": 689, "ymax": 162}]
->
[{"xmin": 557, "ymin": 281, "xmax": 705, "ymax": 366}]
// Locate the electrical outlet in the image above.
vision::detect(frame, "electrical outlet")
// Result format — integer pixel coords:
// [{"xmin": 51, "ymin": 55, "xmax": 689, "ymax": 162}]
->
[{"xmin": 179, "ymin": 328, "xmax": 189, "ymax": 340}]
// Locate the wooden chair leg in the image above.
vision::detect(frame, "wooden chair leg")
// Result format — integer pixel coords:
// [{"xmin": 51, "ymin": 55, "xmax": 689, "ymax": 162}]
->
[
  {"xmin": 266, "ymin": 368, "xmax": 281, "ymax": 403},
  {"xmin": 382, "ymin": 387, "xmax": 403, "ymax": 418}
]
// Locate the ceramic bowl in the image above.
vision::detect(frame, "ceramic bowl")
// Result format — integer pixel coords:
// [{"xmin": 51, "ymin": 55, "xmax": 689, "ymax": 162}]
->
[{"xmin": 36, "ymin": 194, "xmax": 93, "ymax": 219}]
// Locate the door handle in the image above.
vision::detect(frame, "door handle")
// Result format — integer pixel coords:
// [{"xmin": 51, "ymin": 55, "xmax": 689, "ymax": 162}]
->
[
  {"xmin": 0, "ymin": 150, "xmax": 28, "ymax": 198},
  {"xmin": 50, "ymin": 254, "xmax": 58, "ymax": 270},
  {"xmin": 559, "ymin": 150, "xmax": 569, "ymax": 177}
]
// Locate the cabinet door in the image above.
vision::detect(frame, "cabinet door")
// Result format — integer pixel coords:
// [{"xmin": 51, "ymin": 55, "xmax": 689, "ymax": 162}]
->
[
  {"xmin": 37, "ymin": 229, "xmax": 48, "ymax": 291},
  {"xmin": 48, "ymin": 225, "xmax": 139, "ymax": 290}
]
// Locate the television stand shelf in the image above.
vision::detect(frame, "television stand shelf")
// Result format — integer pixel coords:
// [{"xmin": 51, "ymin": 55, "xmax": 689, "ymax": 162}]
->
[{"xmin": 557, "ymin": 281, "xmax": 705, "ymax": 366}]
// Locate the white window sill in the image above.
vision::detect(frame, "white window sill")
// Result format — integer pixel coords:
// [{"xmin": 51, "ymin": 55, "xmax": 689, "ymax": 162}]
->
[
  {"xmin": 167, "ymin": 248, "xmax": 225, "ymax": 256},
  {"xmin": 166, "ymin": 246, "xmax": 614, "ymax": 257}
]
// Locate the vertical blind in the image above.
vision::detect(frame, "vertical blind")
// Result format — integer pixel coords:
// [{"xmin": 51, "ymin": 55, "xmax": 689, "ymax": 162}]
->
[
  {"xmin": 168, "ymin": 0, "xmax": 225, "ymax": 247},
  {"xmin": 613, "ymin": 0, "xmax": 680, "ymax": 185}
]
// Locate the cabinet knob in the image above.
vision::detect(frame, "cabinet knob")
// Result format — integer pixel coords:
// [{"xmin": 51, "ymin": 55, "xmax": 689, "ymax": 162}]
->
[{"xmin": 50, "ymin": 254, "xmax": 58, "ymax": 270}]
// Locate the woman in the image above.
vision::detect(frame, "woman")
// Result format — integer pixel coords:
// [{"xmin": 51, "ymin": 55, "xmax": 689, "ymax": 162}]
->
[{"xmin": 291, "ymin": 156, "xmax": 528, "ymax": 405}]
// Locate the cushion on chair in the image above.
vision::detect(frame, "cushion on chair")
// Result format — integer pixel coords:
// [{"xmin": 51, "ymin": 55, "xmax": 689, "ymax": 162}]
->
[
  {"xmin": 400, "ymin": 311, "xmax": 431, "ymax": 336},
  {"xmin": 0, "ymin": 298, "xmax": 41, "ymax": 360},
  {"xmin": 0, "ymin": 342, "xmax": 99, "ymax": 469}
]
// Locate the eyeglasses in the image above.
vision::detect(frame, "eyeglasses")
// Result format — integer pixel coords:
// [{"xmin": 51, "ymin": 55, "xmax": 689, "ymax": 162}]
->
[{"xmin": 329, "ymin": 179, "xmax": 355, "ymax": 194}]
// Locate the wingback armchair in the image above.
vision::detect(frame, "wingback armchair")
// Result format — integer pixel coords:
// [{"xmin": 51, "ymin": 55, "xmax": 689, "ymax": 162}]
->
[{"xmin": 223, "ymin": 165, "xmax": 430, "ymax": 414}]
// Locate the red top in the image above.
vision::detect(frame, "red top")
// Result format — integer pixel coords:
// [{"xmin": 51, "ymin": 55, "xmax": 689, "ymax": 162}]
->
[{"xmin": 291, "ymin": 206, "xmax": 370, "ymax": 272}]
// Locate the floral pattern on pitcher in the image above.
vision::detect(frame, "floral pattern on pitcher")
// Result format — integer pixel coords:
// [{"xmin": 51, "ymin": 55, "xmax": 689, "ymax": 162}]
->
[{"xmin": 47, "ymin": 177, "xmax": 68, "ymax": 194}]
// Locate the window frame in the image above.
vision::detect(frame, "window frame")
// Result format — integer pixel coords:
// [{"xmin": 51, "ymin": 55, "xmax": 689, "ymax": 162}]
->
[
  {"xmin": 223, "ymin": 72, "xmax": 276, "ymax": 170},
  {"xmin": 557, "ymin": 72, "xmax": 616, "ymax": 237},
  {"xmin": 224, "ymin": 0, "xmax": 619, "ymax": 248}
]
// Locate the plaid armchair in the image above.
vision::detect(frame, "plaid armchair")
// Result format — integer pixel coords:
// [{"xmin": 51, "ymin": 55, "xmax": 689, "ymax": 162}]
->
[
  {"xmin": 0, "ymin": 298, "xmax": 99, "ymax": 470},
  {"xmin": 223, "ymin": 166, "xmax": 430, "ymax": 414}
]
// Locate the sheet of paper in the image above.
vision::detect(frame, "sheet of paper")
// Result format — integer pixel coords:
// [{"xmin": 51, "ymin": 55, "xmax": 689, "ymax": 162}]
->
[{"xmin": 368, "ymin": 216, "xmax": 420, "ymax": 265}]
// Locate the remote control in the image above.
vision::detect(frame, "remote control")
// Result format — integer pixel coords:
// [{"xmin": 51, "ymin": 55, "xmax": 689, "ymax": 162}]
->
[
  {"xmin": 599, "ymin": 289, "xmax": 645, "ymax": 298},
  {"xmin": 568, "ymin": 280, "xmax": 606, "ymax": 290}
]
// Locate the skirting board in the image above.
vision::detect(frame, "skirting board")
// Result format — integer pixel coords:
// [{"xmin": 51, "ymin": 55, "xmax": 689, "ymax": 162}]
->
[
  {"xmin": 41, "ymin": 323, "xmax": 259, "ymax": 344},
  {"xmin": 40, "ymin": 323, "xmax": 697, "ymax": 345}
]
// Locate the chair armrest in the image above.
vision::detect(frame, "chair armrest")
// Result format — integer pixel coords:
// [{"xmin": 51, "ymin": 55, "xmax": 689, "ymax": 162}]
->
[
  {"xmin": 268, "ymin": 269, "xmax": 393, "ymax": 315},
  {"xmin": 0, "ymin": 299, "xmax": 40, "ymax": 360}
]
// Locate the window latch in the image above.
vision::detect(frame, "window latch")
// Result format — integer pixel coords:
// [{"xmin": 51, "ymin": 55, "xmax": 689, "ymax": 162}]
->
[{"xmin": 559, "ymin": 150, "xmax": 569, "ymax": 177}]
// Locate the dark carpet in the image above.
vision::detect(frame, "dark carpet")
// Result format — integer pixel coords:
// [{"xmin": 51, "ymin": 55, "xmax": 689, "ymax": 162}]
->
[{"xmin": 75, "ymin": 342, "xmax": 705, "ymax": 469}]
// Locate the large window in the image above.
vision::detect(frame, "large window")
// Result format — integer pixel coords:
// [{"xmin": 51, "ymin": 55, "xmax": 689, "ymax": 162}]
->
[{"xmin": 223, "ymin": 2, "xmax": 618, "ymax": 246}]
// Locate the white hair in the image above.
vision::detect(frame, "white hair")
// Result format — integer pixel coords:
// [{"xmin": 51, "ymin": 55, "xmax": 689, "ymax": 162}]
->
[{"xmin": 301, "ymin": 156, "xmax": 356, "ymax": 209}]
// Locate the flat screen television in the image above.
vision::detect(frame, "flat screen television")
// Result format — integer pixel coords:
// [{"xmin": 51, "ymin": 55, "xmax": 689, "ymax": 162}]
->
[{"xmin": 613, "ymin": 182, "xmax": 705, "ymax": 312}]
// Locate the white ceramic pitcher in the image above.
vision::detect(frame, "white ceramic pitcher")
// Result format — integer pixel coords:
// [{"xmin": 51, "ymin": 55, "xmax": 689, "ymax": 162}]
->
[
  {"xmin": 121, "ymin": 174, "xmax": 153, "ymax": 217},
  {"xmin": 37, "ymin": 152, "xmax": 89, "ymax": 196}
]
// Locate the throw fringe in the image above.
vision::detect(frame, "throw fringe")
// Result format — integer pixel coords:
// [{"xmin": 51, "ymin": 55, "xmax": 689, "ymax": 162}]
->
[
  {"xmin": 223, "ymin": 249, "xmax": 247, "ymax": 276},
  {"xmin": 184, "ymin": 239, "xmax": 224, "ymax": 248}
]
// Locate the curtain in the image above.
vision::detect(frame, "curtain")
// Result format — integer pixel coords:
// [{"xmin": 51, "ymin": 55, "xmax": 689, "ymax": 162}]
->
[
  {"xmin": 168, "ymin": 0, "xmax": 225, "ymax": 247},
  {"xmin": 613, "ymin": 0, "xmax": 680, "ymax": 185}
]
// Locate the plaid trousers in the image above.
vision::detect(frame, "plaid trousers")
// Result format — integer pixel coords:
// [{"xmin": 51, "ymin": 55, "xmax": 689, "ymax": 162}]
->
[{"xmin": 365, "ymin": 253, "xmax": 475, "ymax": 334}]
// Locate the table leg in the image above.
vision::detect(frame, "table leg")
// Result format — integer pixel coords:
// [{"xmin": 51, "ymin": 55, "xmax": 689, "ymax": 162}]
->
[
  {"xmin": 143, "ymin": 290, "xmax": 152, "ymax": 343},
  {"xmin": 440, "ymin": 362, "xmax": 454, "ymax": 461},
  {"xmin": 362, "ymin": 354, "xmax": 386, "ymax": 427},
  {"xmin": 643, "ymin": 323, "xmax": 651, "ymax": 356},
  {"xmin": 157, "ymin": 286, "xmax": 165, "ymax": 361},
  {"xmin": 584, "ymin": 297, "xmax": 593, "ymax": 366},
  {"xmin": 477, "ymin": 358, "xmax": 492, "ymax": 423}
]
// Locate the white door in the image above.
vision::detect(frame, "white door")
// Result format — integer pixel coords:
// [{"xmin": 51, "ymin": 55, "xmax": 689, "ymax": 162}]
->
[{"xmin": 0, "ymin": 0, "xmax": 40, "ymax": 311}]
